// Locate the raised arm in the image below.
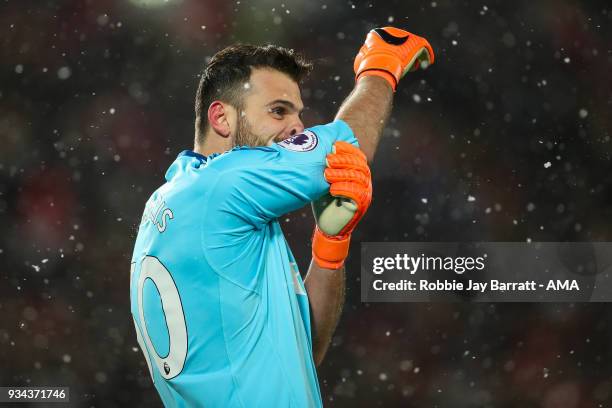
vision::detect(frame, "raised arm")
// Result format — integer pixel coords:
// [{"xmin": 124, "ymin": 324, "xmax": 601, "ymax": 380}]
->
[
  {"xmin": 335, "ymin": 75, "xmax": 393, "ymax": 162},
  {"xmin": 306, "ymin": 27, "xmax": 435, "ymax": 366},
  {"xmin": 304, "ymin": 74, "xmax": 392, "ymax": 369}
]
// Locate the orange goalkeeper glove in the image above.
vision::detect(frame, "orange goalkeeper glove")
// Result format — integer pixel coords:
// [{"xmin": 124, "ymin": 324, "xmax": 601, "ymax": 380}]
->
[
  {"xmin": 354, "ymin": 26, "xmax": 435, "ymax": 91},
  {"xmin": 312, "ymin": 141, "xmax": 372, "ymax": 269}
]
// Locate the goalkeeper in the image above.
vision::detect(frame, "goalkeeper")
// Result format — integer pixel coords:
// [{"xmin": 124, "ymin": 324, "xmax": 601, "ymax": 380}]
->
[{"xmin": 129, "ymin": 27, "xmax": 434, "ymax": 407}]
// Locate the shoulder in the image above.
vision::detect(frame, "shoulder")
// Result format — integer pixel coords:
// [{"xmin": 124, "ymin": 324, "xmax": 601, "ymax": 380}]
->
[
  {"xmin": 206, "ymin": 131, "xmax": 326, "ymax": 174},
  {"xmin": 274, "ymin": 129, "xmax": 320, "ymax": 153},
  {"xmin": 309, "ymin": 120, "xmax": 357, "ymax": 145},
  {"xmin": 205, "ymin": 145, "xmax": 279, "ymax": 173}
]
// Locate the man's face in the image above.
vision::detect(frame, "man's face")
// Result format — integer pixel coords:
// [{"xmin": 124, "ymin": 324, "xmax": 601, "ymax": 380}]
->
[{"xmin": 234, "ymin": 68, "xmax": 305, "ymax": 147}]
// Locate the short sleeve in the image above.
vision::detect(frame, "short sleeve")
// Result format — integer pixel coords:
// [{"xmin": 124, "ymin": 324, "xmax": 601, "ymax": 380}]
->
[{"xmin": 206, "ymin": 119, "xmax": 358, "ymax": 229}]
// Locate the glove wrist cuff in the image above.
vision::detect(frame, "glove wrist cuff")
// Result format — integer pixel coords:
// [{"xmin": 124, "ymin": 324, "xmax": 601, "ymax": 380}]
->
[
  {"xmin": 355, "ymin": 52, "xmax": 403, "ymax": 88},
  {"xmin": 356, "ymin": 70, "xmax": 397, "ymax": 91},
  {"xmin": 312, "ymin": 226, "xmax": 351, "ymax": 270}
]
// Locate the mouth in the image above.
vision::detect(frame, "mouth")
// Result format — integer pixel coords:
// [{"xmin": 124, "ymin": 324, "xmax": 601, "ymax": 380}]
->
[{"xmin": 271, "ymin": 135, "xmax": 290, "ymax": 144}]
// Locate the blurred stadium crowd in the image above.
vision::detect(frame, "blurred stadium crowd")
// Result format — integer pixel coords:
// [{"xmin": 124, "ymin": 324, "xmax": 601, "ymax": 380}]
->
[{"xmin": 1, "ymin": 0, "xmax": 611, "ymax": 406}]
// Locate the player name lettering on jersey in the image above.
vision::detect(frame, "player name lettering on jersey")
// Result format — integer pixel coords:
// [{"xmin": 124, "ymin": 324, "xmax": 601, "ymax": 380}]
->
[{"xmin": 141, "ymin": 194, "xmax": 174, "ymax": 233}]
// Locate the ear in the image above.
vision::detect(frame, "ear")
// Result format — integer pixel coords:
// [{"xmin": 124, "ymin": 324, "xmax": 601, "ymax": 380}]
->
[{"xmin": 207, "ymin": 101, "xmax": 233, "ymax": 138}]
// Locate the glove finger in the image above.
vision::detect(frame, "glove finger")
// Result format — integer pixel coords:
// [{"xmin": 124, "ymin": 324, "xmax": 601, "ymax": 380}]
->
[
  {"xmin": 330, "ymin": 181, "xmax": 372, "ymax": 208},
  {"xmin": 325, "ymin": 168, "xmax": 370, "ymax": 186},
  {"xmin": 413, "ymin": 46, "xmax": 433, "ymax": 71},
  {"xmin": 326, "ymin": 152, "xmax": 369, "ymax": 172},
  {"xmin": 424, "ymin": 39, "xmax": 435, "ymax": 64},
  {"xmin": 332, "ymin": 141, "xmax": 368, "ymax": 162},
  {"xmin": 404, "ymin": 47, "xmax": 430, "ymax": 74}
]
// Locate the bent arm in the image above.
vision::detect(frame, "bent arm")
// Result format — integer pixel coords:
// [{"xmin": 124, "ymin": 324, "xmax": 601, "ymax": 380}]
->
[
  {"xmin": 304, "ymin": 260, "xmax": 345, "ymax": 366},
  {"xmin": 335, "ymin": 75, "xmax": 394, "ymax": 162},
  {"xmin": 306, "ymin": 76, "xmax": 394, "ymax": 365}
]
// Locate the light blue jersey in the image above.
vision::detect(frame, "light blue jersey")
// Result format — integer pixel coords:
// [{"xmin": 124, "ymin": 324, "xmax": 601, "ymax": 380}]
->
[{"xmin": 130, "ymin": 120, "xmax": 357, "ymax": 408}]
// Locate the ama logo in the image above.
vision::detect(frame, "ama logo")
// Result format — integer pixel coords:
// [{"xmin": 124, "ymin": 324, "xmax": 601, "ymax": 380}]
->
[{"xmin": 277, "ymin": 130, "xmax": 318, "ymax": 152}]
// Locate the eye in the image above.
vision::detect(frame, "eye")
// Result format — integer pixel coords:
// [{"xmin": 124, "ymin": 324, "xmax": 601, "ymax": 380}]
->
[{"xmin": 269, "ymin": 106, "xmax": 286, "ymax": 117}]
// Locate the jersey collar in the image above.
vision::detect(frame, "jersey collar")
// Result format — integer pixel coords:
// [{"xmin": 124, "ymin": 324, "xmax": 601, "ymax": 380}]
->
[{"xmin": 178, "ymin": 150, "xmax": 208, "ymax": 162}]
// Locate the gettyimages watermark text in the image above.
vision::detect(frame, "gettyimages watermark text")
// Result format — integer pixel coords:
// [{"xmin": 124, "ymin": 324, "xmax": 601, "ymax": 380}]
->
[{"xmin": 361, "ymin": 242, "xmax": 612, "ymax": 302}]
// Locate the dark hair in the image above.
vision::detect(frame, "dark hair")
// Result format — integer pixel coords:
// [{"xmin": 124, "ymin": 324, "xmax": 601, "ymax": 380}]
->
[{"xmin": 194, "ymin": 44, "xmax": 313, "ymax": 143}]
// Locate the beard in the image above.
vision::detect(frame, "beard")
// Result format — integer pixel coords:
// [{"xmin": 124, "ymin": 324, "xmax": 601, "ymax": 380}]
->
[{"xmin": 234, "ymin": 112, "xmax": 267, "ymax": 147}]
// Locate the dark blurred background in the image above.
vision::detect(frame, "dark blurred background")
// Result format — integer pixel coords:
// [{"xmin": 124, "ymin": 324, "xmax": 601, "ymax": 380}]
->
[{"xmin": 1, "ymin": 0, "xmax": 611, "ymax": 406}]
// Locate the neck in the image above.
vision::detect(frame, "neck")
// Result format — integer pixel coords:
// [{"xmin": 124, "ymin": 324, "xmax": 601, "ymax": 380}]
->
[{"xmin": 194, "ymin": 132, "xmax": 232, "ymax": 157}]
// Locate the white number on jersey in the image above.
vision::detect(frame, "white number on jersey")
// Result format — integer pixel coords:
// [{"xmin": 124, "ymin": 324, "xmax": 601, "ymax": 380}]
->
[{"xmin": 132, "ymin": 256, "xmax": 188, "ymax": 381}]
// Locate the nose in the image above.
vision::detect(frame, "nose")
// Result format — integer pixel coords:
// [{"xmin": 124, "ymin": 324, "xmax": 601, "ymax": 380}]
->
[{"xmin": 289, "ymin": 117, "xmax": 305, "ymax": 136}]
